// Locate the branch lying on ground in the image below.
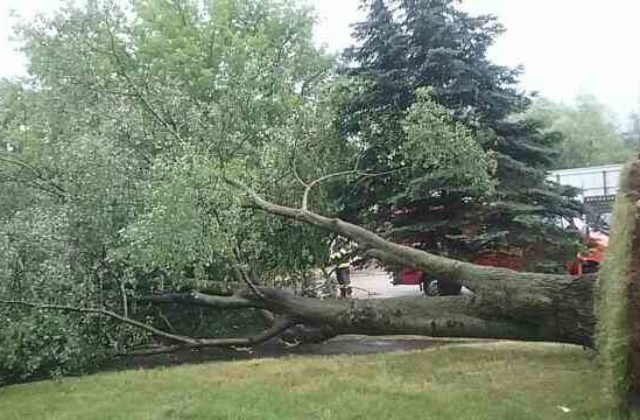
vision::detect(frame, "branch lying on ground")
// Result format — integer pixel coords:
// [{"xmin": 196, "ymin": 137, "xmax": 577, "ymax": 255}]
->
[
  {"xmin": 124, "ymin": 316, "xmax": 295, "ymax": 356},
  {"xmin": 0, "ymin": 299, "xmax": 293, "ymax": 356},
  {"xmin": 0, "ymin": 299, "xmax": 199, "ymax": 345},
  {"xmin": 138, "ymin": 292, "xmax": 263, "ymax": 309}
]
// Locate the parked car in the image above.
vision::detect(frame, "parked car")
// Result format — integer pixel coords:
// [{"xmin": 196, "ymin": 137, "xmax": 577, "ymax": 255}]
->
[{"xmin": 395, "ymin": 227, "xmax": 608, "ymax": 296}]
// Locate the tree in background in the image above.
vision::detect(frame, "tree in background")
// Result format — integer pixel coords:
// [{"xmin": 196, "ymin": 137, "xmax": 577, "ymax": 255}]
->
[
  {"xmin": 340, "ymin": 0, "xmax": 581, "ymax": 272},
  {"xmin": 528, "ymin": 94, "xmax": 637, "ymax": 169}
]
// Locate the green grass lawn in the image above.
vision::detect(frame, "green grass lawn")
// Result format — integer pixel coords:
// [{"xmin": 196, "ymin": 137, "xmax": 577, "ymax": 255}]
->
[{"xmin": 0, "ymin": 341, "xmax": 613, "ymax": 420}]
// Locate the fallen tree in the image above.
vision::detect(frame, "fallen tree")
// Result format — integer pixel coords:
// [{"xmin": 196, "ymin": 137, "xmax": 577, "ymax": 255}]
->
[{"xmin": 2, "ymin": 157, "xmax": 619, "ymax": 354}]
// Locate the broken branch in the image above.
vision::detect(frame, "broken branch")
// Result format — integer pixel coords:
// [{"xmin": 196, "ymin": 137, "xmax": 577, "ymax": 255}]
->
[{"xmin": 138, "ymin": 292, "xmax": 262, "ymax": 309}]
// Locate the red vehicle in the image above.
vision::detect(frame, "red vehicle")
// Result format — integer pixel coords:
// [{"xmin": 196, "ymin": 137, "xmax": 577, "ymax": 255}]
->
[
  {"xmin": 396, "ymin": 228, "xmax": 609, "ymax": 295},
  {"xmin": 569, "ymin": 230, "xmax": 609, "ymax": 275}
]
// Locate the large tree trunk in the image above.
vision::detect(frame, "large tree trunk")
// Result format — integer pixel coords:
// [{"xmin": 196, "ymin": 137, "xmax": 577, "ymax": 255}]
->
[
  {"xmin": 172, "ymin": 272, "xmax": 594, "ymax": 347},
  {"xmin": 262, "ymin": 275, "xmax": 595, "ymax": 345}
]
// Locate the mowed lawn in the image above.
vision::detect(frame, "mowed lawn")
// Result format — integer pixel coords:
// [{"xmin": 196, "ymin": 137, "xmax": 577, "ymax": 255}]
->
[{"xmin": 0, "ymin": 342, "xmax": 611, "ymax": 420}]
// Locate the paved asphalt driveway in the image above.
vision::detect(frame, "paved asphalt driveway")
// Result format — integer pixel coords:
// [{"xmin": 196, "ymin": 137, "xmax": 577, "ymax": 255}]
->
[{"xmin": 349, "ymin": 267, "xmax": 423, "ymax": 299}]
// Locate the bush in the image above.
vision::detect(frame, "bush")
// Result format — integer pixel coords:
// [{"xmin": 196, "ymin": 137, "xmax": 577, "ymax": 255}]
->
[{"xmin": 0, "ymin": 310, "xmax": 111, "ymax": 385}]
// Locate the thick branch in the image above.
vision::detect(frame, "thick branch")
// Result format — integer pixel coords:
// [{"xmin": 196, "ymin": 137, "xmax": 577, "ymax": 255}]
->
[
  {"xmin": 226, "ymin": 178, "xmax": 572, "ymax": 302},
  {"xmin": 125, "ymin": 316, "xmax": 295, "ymax": 356},
  {"xmin": 138, "ymin": 292, "xmax": 262, "ymax": 309}
]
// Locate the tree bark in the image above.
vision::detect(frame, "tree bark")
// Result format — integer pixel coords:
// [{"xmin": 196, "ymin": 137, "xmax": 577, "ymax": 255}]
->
[
  {"xmin": 247, "ymin": 275, "xmax": 595, "ymax": 345},
  {"xmin": 142, "ymin": 269, "xmax": 593, "ymax": 347}
]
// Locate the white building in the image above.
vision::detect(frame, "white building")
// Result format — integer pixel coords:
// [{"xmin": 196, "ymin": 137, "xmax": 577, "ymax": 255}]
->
[
  {"xmin": 549, "ymin": 164, "xmax": 623, "ymax": 227},
  {"xmin": 549, "ymin": 164, "xmax": 622, "ymax": 201}
]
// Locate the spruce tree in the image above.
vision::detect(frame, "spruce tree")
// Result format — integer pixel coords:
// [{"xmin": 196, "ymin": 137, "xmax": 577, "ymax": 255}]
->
[{"xmin": 340, "ymin": 0, "xmax": 582, "ymax": 272}]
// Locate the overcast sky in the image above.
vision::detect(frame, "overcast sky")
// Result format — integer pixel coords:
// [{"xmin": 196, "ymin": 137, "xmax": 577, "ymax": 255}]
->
[{"xmin": 2, "ymin": 0, "xmax": 639, "ymax": 121}]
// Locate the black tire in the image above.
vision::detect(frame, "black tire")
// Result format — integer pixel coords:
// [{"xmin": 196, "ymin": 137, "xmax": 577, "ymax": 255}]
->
[
  {"xmin": 423, "ymin": 279, "xmax": 462, "ymax": 296},
  {"xmin": 582, "ymin": 261, "xmax": 600, "ymax": 274},
  {"xmin": 424, "ymin": 280, "xmax": 440, "ymax": 296}
]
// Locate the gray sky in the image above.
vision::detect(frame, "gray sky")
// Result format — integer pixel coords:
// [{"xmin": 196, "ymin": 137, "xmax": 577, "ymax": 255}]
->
[{"xmin": 2, "ymin": 0, "xmax": 639, "ymax": 121}]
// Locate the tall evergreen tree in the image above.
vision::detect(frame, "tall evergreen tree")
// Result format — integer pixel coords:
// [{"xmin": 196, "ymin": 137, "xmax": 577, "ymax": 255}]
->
[{"xmin": 340, "ymin": 0, "xmax": 582, "ymax": 272}]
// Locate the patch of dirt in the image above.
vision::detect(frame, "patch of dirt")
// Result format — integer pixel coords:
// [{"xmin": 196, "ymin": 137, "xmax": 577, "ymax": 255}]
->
[{"xmin": 106, "ymin": 336, "xmax": 471, "ymax": 372}]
